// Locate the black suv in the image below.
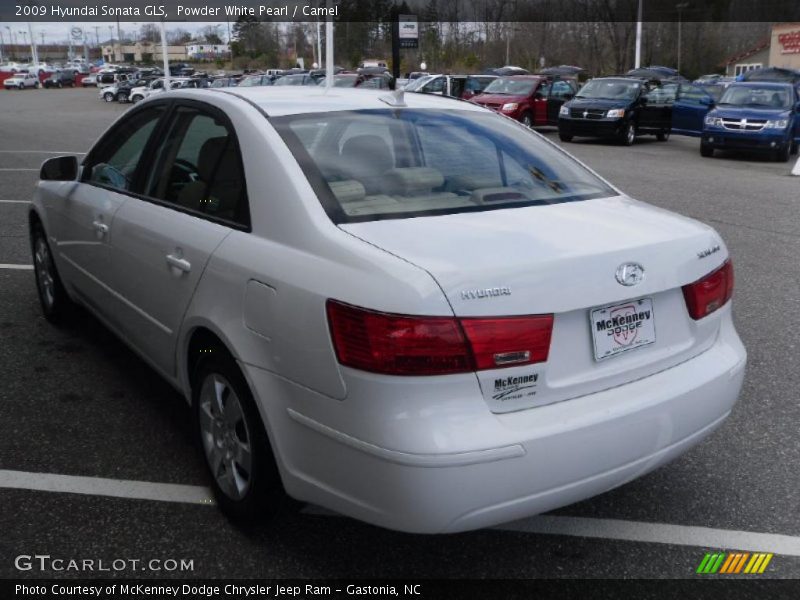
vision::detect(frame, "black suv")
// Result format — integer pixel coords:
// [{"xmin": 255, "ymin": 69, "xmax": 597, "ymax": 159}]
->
[
  {"xmin": 43, "ymin": 70, "xmax": 76, "ymax": 88},
  {"xmin": 557, "ymin": 76, "xmax": 677, "ymax": 145}
]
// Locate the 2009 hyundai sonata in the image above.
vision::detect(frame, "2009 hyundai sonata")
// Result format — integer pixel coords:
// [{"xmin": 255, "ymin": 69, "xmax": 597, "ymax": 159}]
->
[{"xmin": 29, "ymin": 87, "xmax": 746, "ymax": 533}]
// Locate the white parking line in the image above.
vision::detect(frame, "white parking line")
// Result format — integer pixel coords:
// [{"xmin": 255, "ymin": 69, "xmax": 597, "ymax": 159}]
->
[
  {"xmin": 496, "ymin": 515, "xmax": 800, "ymax": 557},
  {"xmin": 302, "ymin": 505, "xmax": 800, "ymax": 556},
  {"xmin": 0, "ymin": 469, "xmax": 215, "ymax": 505},
  {"xmin": 0, "ymin": 199, "xmax": 30, "ymax": 204},
  {"xmin": 0, "ymin": 264, "xmax": 33, "ymax": 270},
  {"xmin": 0, "ymin": 168, "xmax": 39, "ymax": 172},
  {"xmin": 1, "ymin": 467, "xmax": 798, "ymax": 554}
]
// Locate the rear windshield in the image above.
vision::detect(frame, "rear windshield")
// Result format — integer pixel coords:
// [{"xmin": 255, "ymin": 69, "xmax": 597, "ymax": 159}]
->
[{"xmin": 272, "ymin": 109, "xmax": 616, "ymax": 223}]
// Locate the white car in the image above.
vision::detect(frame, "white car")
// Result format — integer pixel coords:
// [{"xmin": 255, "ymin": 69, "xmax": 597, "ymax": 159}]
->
[
  {"xmin": 129, "ymin": 77, "xmax": 191, "ymax": 102},
  {"xmin": 81, "ymin": 74, "xmax": 98, "ymax": 87},
  {"xmin": 0, "ymin": 61, "xmax": 23, "ymax": 73},
  {"xmin": 29, "ymin": 88, "xmax": 746, "ymax": 533},
  {"xmin": 4, "ymin": 72, "xmax": 40, "ymax": 89}
]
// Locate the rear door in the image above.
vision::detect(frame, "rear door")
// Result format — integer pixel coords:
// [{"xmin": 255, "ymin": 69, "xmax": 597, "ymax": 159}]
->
[
  {"xmin": 672, "ymin": 84, "xmax": 716, "ymax": 136},
  {"xmin": 533, "ymin": 80, "xmax": 550, "ymax": 126},
  {"xmin": 546, "ymin": 79, "xmax": 577, "ymax": 125},
  {"xmin": 640, "ymin": 82, "xmax": 676, "ymax": 131},
  {"xmin": 104, "ymin": 100, "xmax": 250, "ymax": 376}
]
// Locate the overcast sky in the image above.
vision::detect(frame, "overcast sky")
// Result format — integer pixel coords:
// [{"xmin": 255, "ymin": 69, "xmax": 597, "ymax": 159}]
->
[{"xmin": 0, "ymin": 21, "xmax": 227, "ymax": 45}]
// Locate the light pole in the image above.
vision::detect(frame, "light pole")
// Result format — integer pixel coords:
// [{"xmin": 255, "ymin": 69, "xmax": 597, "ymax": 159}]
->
[
  {"xmin": 0, "ymin": 30, "xmax": 4, "ymax": 62},
  {"xmin": 676, "ymin": 2, "xmax": 689, "ymax": 73},
  {"xmin": 634, "ymin": 0, "xmax": 643, "ymax": 68}
]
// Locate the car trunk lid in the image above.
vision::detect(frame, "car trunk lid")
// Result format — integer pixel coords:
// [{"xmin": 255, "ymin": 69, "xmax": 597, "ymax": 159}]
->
[{"xmin": 340, "ymin": 195, "xmax": 728, "ymax": 412}]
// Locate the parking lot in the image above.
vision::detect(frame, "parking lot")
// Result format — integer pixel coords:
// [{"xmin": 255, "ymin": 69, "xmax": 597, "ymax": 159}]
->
[{"xmin": 1, "ymin": 87, "xmax": 799, "ymax": 582}]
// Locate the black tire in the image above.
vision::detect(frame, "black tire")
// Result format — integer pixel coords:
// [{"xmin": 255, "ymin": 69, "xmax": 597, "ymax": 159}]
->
[
  {"xmin": 790, "ymin": 141, "xmax": 798, "ymax": 156},
  {"xmin": 775, "ymin": 143, "xmax": 791, "ymax": 163},
  {"xmin": 656, "ymin": 130, "xmax": 670, "ymax": 142},
  {"xmin": 117, "ymin": 93, "xmax": 128, "ymax": 103},
  {"xmin": 31, "ymin": 223, "xmax": 74, "ymax": 324},
  {"xmin": 559, "ymin": 132, "xmax": 573, "ymax": 142},
  {"xmin": 700, "ymin": 143, "xmax": 714, "ymax": 158},
  {"xmin": 33, "ymin": 81, "xmax": 39, "ymax": 89},
  {"xmin": 619, "ymin": 122, "xmax": 636, "ymax": 146},
  {"xmin": 103, "ymin": 92, "xmax": 114, "ymax": 102},
  {"xmin": 521, "ymin": 112, "xmax": 533, "ymax": 128},
  {"xmin": 131, "ymin": 95, "xmax": 142, "ymax": 103},
  {"xmin": 192, "ymin": 349, "xmax": 286, "ymax": 524}
]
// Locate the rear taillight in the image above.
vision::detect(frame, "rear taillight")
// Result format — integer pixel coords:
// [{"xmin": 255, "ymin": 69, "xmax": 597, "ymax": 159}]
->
[
  {"xmin": 326, "ymin": 300, "xmax": 553, "ymax": 376},
  {"xmin": 682, "ymin": 260, "xmax": 734, "ymax": 320}
]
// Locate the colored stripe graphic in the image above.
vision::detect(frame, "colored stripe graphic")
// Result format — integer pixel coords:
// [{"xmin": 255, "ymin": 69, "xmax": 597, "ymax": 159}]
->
[
  {"xmin": 744, "ymin": 553, "xmax": 774, "ymax": 574},
  {"xmin": 697, "ymin": 553, "xmax": 727, "ymax": 573},
  {"xmin": 700, "ymin": 552, "xmax": 775, "ymax": 574}
]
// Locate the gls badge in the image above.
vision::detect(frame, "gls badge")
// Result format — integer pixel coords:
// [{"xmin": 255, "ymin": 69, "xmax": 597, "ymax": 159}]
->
[{"xmin": 615, "ymin": 262, "xmax": 645, "ymax": 287}]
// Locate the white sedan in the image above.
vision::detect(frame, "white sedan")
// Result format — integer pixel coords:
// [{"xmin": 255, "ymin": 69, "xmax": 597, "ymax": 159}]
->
[
  {"xmin": 29, "ymin": 88, "xmax": 746, "ymax": 533},
  {"xmin": 4, "ymin": 72, "xmax": 40, "ymax": 89}
]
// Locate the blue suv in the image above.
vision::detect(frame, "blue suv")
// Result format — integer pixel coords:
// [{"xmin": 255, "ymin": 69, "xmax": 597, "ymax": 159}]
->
[{"xmin": 694, "ymin": 82, "xmax": 800, "ymax": 162}]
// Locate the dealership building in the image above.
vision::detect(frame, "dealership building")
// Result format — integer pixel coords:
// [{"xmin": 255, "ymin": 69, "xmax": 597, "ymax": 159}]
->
[{"xmin": 725, "ymin": 22, "xmax": 800, "ymax": 76}]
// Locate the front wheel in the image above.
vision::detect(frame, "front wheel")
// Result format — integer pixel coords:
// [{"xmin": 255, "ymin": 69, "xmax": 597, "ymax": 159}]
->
[
  {"xmin": 31, "ymin": 224, "xmax": 74, "ymax": 324},
  {"xmin": 775, "ymin": 143, "xmax": 791, "ymax": 163},
  {"xmin": 103, "ymin": 92, "xmax": 114, "ymax": 102},
  {"xmin": 520, "ymin": 112, "xmax": 533, "ymax": 128},
  {"xmin": 790, "ymin": 141, "xmax": 798, "ymax": 155},
  {"xmin": 620, "ymin": 122, "xmax": 636, "ymax": 146},
  {"xmin": 131, "ymin": 95, "xmax": 142, "ymax": 103},
  {"xmin": 700, "ymin": 143, "xmax": 714, "ymax": 157},
  {"xmin": 33, "ymin": 81, "xmax": 39, "ymax": 89},
  {"xmin": 193, "ymin": 350, "xmax": 286, "ymax": 524},
  {"xmin": 559, "ymin": 132, "xmax": 573, "ymax": 142}
]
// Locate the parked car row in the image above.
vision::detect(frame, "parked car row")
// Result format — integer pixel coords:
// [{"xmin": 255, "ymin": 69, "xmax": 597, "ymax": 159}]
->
[{"xmin": 405, "ymin": 65, "xmax": 799, "ymax": 163}]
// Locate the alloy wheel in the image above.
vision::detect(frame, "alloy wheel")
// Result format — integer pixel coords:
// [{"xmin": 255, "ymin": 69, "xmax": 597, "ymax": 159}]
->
[
  {"xmin": 33, "ymin": 236, "xmax": 55, "ymax": 310},
  {"xmin": 198, "ymin": 374, "xmax": 253, "ymax": 501}
]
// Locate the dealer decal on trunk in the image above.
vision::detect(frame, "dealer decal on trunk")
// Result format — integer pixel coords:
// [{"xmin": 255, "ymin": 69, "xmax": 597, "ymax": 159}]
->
[{"xmin": 492, "ymin": 372, "xmax": 539, "ymax": 401}]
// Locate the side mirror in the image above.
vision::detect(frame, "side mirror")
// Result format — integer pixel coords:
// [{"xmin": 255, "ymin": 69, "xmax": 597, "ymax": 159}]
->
[{"xmin": 40, "ymin": 156, "xmax": 78, "ymax": 181}]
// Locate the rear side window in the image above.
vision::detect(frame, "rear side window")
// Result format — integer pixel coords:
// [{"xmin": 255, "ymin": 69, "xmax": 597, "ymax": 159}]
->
[
  {"xmin": 144, "ymin": 105, "xmax": 250, "ymax": 227},
  {"xmin": 84, "ymin": 106, "xmax": 165, "ymax": 192},
  {"xmin": 273, "ymin": 109, "xmax": 616, "ymax": 223}
]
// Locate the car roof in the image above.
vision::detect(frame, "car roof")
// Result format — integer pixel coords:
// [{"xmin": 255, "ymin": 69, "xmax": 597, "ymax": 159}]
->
[
  {"xmin": 730, "ymin": 81, "xmax": 792, "ymax": 89},
  {"xmin": 202, "ymin": 87, "xmax": 488, "ymax": 116}
]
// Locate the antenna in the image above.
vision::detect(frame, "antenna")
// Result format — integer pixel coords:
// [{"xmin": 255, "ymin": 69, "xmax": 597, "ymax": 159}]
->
[{"xmin": 379, "ymin": 88, "xmax": 406, "ymax": 107}]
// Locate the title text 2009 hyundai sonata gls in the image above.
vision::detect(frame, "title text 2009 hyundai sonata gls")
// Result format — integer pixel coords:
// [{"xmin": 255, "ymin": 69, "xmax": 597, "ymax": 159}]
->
[{"xmin": 29, "ymin": 87, "xmax": 745, "ymax": 533}]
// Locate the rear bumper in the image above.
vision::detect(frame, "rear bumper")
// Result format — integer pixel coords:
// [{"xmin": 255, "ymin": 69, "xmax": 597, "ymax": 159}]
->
[
  {"xmin": 702, "ymin": 130, "xmax": 790, "ymax": 152},
  {"xmin": 244, "ymin": 310, "xmax": 746, "ymax": 533}
]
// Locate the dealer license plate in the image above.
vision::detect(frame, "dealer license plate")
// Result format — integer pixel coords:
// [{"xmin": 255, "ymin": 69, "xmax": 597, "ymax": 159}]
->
[{"xmin": 590, "ymin": 298, "xmax": 656, "ymax": 361}]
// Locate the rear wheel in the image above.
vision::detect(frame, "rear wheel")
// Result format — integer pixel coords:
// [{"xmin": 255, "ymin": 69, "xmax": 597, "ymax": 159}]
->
[
  {"xmin": 103, "ymin": 92, "xmax": 114, "ymax": 102},
  {"xmin": 656, "ymin": 130, "xmax": 670, "ymax": 142},
  {"xmin": 117, "ymin": 93, "xmax": 128, "ymax": 103},
  {"xmin": 700, "ymin": 143, "xmax": 714, "ymax": 157},
  {"xmin": 31, "ymin": 224, "xmax": 74, "ymax": 324},
  {"xmin": 619, "ymin": 122, "xmax": 636, "ymax": 146},
  {"xmin": 559, "ymin": 132, "xmax": 573, "ymax": 142},
  {"xmin": 193, "ymin": 349, "xmax": 285, "ymax": 524}
]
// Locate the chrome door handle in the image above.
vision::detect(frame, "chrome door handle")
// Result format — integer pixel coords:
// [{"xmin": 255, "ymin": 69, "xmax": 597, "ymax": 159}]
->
[
  {"xmin": 166, "ymin": 254, "xmax": 191, "ymax": 273},
  {"xmin": 92, "ymin": 220, "xmax": 109, "ymax": 237}
]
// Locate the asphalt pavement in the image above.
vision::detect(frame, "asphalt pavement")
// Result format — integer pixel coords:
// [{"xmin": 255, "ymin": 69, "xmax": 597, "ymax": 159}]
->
[{"xmin": 0, "ymin": 88, "xmax": 799, "ymax": 584}]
